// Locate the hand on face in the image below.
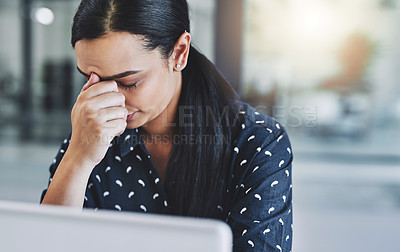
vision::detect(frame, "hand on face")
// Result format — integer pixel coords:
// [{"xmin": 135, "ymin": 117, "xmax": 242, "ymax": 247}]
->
[{"xmin": 69, "ymin": 72, "xmax": 128, "ymax": 169}]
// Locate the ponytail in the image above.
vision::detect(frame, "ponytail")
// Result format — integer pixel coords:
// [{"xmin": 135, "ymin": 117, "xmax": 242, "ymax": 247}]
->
[{"xmin": 164, "ymin": 45, "xmax": 242, "ymax": 219}]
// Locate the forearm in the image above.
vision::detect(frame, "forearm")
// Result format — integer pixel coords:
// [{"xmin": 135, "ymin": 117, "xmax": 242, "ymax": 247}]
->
[{"xmin": 41, "ymin": 150, "xmax": 93, "ymax": 208}]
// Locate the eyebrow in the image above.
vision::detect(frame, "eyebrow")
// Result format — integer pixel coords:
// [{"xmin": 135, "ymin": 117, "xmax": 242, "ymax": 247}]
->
[{"xmin": 76, "ymin": 66, "xmax": 142, "ymax": 81}]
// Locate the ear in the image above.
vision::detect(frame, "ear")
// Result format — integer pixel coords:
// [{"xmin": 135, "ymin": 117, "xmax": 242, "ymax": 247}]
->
[{"xmin": 171, "ymin": 31, "xmax": 191, "ymax": 72}]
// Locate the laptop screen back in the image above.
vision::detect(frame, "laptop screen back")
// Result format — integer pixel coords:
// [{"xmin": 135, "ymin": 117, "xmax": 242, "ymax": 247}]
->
[{"xmin": 0, "ymin": 200, "xmax": 232, "ymax": 252}]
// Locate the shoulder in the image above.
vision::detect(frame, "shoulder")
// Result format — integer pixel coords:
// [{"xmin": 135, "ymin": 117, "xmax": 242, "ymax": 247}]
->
[
  {"xmin": 231, "ymin": 102, "xmax": 293, "ymax": 187},
  {"xmin": 234, "ymin": 102, "xmax": 290, "ymax": 159}
]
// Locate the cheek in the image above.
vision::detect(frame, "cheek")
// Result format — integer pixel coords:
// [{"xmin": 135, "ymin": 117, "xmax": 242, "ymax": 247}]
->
[{"xmin": 125, "ymin": 70, "xmax": 173, "ymax": 109}]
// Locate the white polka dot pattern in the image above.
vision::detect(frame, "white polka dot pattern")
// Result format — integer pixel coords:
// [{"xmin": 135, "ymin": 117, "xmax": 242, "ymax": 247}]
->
[
  {"xmin": 40, "ymin": 102, "xmax": 293, "ymax": 252},
  {"xmin": 227, "ymin": 104, "xmax": 293, "ymax": 251},
  {"xmin": 138, "ymin": 179, "xmax": 145, "ymax": 187},
  {"xmin": 263, "ymin": 229, "xmax": 270, "ymax": 235},
  {"xmin": 116, "ymin": 180, "xmax": 123, "ymax": 187}
]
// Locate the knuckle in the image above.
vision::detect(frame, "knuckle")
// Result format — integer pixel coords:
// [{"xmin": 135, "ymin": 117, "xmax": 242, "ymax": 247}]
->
[
  {"xmin": 88, "ymin": 115, "xmax": 100, "ymax": 127},
  {"xmin": 85, "ymin": 101, "xmax": 99, "ymax": 115},
  {"xmin": 111, "ymin": 81, "xmax": 118, "ymax": 90},
  {"xmin": 81, "ymin": 100, "xmax": 92, "ymax": 112},
  {"xmin": 93, "ymin": 126, "xmax": 102, "ymax": 137},
  {"xmin": 117, "ymin": 119, "xmax": 126, "ymax": 128},
  {"xmin": 118, "ymin": 93, "xmax": 126, "ymax": 103},
  {"xmin": 77, "ymin": 92, "xmax": 85, "ymax": 100},
  {"xmin": 119, "ymin": 107, "xmax": 127, "ymax": 115}
]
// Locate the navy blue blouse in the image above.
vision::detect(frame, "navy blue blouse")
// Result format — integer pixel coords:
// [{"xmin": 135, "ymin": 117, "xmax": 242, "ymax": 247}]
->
[{"xmin": 40, "ymin": 102, "xmax": 293, "ymax": 252}]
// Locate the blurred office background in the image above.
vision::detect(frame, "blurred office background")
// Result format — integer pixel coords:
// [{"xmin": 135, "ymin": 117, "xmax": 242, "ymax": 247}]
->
[{"xmin": 1, "ymin": 0, "xmax": 400, "ymax": 251}]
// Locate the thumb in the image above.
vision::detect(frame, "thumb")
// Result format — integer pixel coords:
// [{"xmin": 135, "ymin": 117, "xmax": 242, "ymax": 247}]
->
[{"xmin": 81, "ymin": 72, "xmax": 101, "ymax": 92}]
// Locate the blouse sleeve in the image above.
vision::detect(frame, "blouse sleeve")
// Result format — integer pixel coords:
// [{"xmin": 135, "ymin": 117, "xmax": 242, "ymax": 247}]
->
[
  {"xmin": 227, "ymin": 127, "xmax": 293, "ymax": 252},
  {"xmin": 39, "ymin": 135, "xmax": 71, "ymax": 203}
]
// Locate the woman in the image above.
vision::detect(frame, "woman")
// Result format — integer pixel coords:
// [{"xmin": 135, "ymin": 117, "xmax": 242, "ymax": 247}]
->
[{"xmin": 40, "ymin": 0, "xmax": 293, "ymax": 251}]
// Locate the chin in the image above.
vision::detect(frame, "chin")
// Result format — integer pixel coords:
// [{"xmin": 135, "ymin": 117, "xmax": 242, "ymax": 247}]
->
[
  {"xmin": 126, "ymin": 114, "xmax": 148, "ymax": 129},
  {"xmin": 126, "ymin": 121, "xmax": 140, "ymax": 129}
]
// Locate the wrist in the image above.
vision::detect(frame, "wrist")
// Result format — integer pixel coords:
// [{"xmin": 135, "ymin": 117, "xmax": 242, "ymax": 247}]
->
[{"xmin": 62, "ymin": 147, "xmax": 96, "ymax": 175}]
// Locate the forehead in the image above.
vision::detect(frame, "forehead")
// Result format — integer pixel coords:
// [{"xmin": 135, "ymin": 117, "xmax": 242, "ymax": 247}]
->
[{"xmin": 75, "ymin": 32, "xmax": 161, "ymax": 75}]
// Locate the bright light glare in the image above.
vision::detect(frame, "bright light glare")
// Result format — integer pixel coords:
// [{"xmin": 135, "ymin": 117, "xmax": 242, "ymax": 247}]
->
[
  {"xmin": 301, "ymin": 9, "xmax": 327, "ymax": 33},
  {"xmin": 35, "ymin": 8, "xmax": 54, "ymax": 25},
  {"xmin": 291, "ymin": 1, "xmax": 335, "ymax": 42}
]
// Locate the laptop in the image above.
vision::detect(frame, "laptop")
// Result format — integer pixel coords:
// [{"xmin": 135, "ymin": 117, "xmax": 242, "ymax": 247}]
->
[{"xmin": 0, "ymin": 200, "xmax": 232, "ymax": 252}]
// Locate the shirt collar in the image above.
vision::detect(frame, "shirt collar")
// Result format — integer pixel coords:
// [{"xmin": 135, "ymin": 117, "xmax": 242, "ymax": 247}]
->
[{"xmin": 116, "ymin": 128, "xmax": 143, "ymax": 157}]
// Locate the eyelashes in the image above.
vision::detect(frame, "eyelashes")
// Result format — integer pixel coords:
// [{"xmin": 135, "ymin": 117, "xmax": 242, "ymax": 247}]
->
[
  {"xmin": 116, "ymin": 81, "xmax": 138, "ymax": 91},
  {"xmin": 82, "ymin": 76, "xmax": 139, "ymax": 91}
]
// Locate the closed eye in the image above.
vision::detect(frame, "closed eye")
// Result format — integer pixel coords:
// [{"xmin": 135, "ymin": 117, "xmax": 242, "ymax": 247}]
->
[{"xmin": 116, "ymin": 81, "xmax": 138, "ymax": 90}]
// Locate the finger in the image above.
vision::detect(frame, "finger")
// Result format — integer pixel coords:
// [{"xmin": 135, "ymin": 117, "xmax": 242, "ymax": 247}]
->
[
  {"xmin": 89, "ymin": 91, "xmax": 125, "ymax": 109},
  {"xmin": 98, "ymin": 107, "xmax": 128, "ymax": 123},
  {"xmin": 81, "ymin": 72, "xmax": 100, "ymax": 92},
  {"xmin": 104, "ymin": 119, "xmax": 127, "ymax": 137},
  {"xmin": 83, "ymin": 80, "xmax": 120, "ymax": 99}
]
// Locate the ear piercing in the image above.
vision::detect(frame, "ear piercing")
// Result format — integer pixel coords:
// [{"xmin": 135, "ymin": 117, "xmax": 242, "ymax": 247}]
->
[{"xmin": 176, "ymin": 64, "xmax": 181, "ymax": 68}]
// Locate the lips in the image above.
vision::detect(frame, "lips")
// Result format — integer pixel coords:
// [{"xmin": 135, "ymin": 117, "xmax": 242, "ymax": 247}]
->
[{"xmin": 127, "ymin": 112, "xmax": 137, "ymax": 121}]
